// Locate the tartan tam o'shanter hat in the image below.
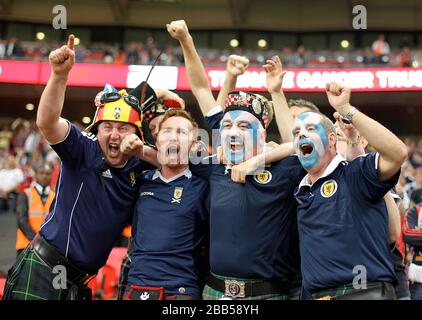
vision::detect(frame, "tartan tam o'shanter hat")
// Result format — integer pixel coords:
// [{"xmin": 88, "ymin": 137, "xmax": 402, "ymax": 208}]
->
[{"xmin": 223, "ymin": 91, "xmax": 271, "ymax": 129}]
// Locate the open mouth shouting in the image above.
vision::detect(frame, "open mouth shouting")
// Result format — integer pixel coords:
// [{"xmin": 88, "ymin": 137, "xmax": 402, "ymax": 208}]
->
[
  {"xmin": 108, "ymin": 142, "xmax": 120, "ymax": 157},
  {"xmin": 227, "ymin": 137, "xmax": 244, "ymax": 153},
  {"xmin": 167, "ymin": 144, "xmax": 180, "ymax": 157},
  {"xmin": 298, "ymin": 140, "xmax": 315, "ymax": 158}
]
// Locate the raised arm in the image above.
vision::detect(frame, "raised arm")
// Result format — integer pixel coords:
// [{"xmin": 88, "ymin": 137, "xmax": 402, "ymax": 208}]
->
[
  {"xmin": 120, "ymin": 133, "xmax": 160, "ymax": 168},
  {"xmin": 231, "ymin": 142, "xmax": 294, "ymax": 183},
  {"xmin": 263, "ymin": 56, "xmax": 294, "ymax": 143},
  {"xmin": 36, "ymin": 34, "xmax": 75, "ymax": 144},
  {"xmin": 167, "ymin": 20, "xmax": 216, "ymax": 115},
  {"xmin": 333, "ymin": 112, "xmax": 365, "ymax": 160},
  {"xmin": 216, "ymin": 55, "xmax": 249, "ymax": 107},
  {"xmin": 326, "ymin": 81, "xmax": 407, "ymax": 181}
]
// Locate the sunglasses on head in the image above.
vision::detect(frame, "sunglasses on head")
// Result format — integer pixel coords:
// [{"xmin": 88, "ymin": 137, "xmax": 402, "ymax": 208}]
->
[{"xmin": 100, "ymin": 92, "xmax": 141, "ymax": 113}]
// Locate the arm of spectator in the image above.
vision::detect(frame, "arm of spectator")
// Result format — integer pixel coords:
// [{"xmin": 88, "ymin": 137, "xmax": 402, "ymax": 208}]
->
[
  {"xmin": 333, "ymin": 112, "xmax": 365, "ymax": 160},
  {"xmin": 154, "ymin": 89, "xmax": 185, "ymax": 109},
  {"xmin": 231, "ymin": 142, "xmax": 294, "ymax": 183},
  {"xmin": 120, "ymin": 133, "xmax": 160, "ymax": 168},
  {"xmin": 326, "ymin": 81, "xmax": 407, "ymax": 181},
  {"xmin": 384, "ymin": 192, "xmax": 401, "ymax": 243},
  {"xmin": 216, "ymin": 55, "xmax": 249, "ymax": 107},
  {"xmin": 36, "ymin": 35, "xmax": 75, "ymax": 144},
  {"xmin": 166, "ymin": 20, "xmax": 216, "ymax": 116},
  {"xmin": 16, "ymin": 192, "xmax": 36, "ymax": 241},
  {"xmin": 264, "ymin": 56, "xmax": 293, "ymax": 143}
]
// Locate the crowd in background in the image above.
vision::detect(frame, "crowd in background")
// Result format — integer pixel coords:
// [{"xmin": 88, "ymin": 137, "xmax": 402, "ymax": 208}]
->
[
  {"xmin": 0, "ymin": 34, "xmax": 419, "ymax": 68},
  {"xmin": 0, "ymin": 119, "xmax": 86, "ymax": 215}
]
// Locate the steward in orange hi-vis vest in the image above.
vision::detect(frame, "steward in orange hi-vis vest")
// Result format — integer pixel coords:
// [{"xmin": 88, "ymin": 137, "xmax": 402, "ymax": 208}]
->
[{"xmin": 16, "ymin": 186, "xmax": 55, "ymax": 251}]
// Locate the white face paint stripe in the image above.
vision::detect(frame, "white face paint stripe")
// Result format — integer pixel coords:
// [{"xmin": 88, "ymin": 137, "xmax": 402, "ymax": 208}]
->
[{"xmin": 293, "ymin": 113, "xmax": 326, "ymax": 157}]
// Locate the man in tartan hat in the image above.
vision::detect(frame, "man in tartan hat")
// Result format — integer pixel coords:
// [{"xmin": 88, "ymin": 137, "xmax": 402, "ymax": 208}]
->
[{"xmin": 167, "ymin": 20, "xmax": 306, "ymax": 300}]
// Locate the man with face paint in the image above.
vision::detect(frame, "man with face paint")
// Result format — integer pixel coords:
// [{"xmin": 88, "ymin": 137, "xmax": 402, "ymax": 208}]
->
[
  {"xmin": 292, "ymin": 81, "xmax": 407, "ymax": 300},
  {"xmin": 167, "ymin": 19, "xmax": 305, "ymax": 300},
  {"xmin": 182, "ymin": 87, "xmax": 303, "ymax": 300}
]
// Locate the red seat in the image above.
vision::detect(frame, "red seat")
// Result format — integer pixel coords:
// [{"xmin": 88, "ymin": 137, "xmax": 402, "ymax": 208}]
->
[
  {"xmin": 0, "ymin": 278, "xmax": 6, "ymax": 299},
  {"xmin": 87, "ymin": 247, "xmax": 127, "ymax": 300}
]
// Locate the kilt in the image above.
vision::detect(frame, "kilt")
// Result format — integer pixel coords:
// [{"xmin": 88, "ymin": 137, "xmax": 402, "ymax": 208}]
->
[
  {"xmin": 2, "ymin": 246, "xmax": 68, "ymax": 300},
  {"xmin": 202, "ymin": 284, "xmax": 289, "ymax": 300},
  {"xmin": 202, "ymin": 274, "xmax": 289, "ymax": 300},
  {"xmin": 117, "ymin": 253, "xmax": 131, "ymax": 300},
  {"xmin": 311, "ymin": 282, "xmax": 396, "ymax": 300},
  {"xmin": 2, "ymin": 245, "xmax": 92, "ymax": 300}
]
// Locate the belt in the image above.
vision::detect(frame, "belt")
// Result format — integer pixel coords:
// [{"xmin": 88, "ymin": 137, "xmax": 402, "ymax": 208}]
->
[
  {"xmin": 30, "ymin": 234, "xmax": 96, "ymax": 286},
  {"xmin": 313, "ymin": 282, "xmax": 396, "ymax": 300},
  {"xmin": 207, "ymin": 274, "xmax": 290, "ymax": 299}
]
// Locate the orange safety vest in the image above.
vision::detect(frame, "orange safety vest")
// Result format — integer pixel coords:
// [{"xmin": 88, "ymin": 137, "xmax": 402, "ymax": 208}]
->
[{"xmin": 16, "ymin": 186, "xmax": 55, "ymax": 250}]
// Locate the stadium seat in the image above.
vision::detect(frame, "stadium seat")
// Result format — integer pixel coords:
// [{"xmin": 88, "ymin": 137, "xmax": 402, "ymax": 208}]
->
[
  {"xmin": 87, "ymin": 247, "xmax": 127, "ymax": 300},
  {"xmin": 0, "ymin": 278, "xmax": 6, "ymax": 299}
]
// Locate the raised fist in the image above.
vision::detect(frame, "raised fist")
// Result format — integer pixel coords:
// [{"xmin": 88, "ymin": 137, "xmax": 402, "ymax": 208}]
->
[
  {"xmin": 326, "ymin": 81, "xmax": 352, "ymax": 114},
  {"xmin": 227, "ymin": 55, "xmax": 249, "ymax": 77},
  {"xmin": 48, "ymin": 34, "xmax": 75, "ymax": 77},
  {"xmin": 120, "ymin": 133, "xmax": 144, "ymax": 157},
  {"xmin": 166, "ymin": 20, "xmax": 190, "ymax": 41},
  {"xmin": 263, "ymin": 55, "xmax": 286, "ymax": 94}
]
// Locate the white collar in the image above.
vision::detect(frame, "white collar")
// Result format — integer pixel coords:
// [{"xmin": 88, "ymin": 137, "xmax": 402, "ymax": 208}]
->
[
  {"xmin": 297, "ymin": 153, "xmax": 347, "ymax": 189},
  {"xmin": 34, "ymin": 183, "xmax": 50, "ymax": 195},
  {"xmin": 152, "ymin": 167, "xmax": 192, "ymax": 183}
]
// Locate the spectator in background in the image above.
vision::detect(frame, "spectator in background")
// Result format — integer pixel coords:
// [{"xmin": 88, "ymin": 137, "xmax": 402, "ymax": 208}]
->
[
  {"xmin": 410, "ymin": 138, "xmax": 422, "ymax": 168},
  {"xmin": 114, "ymin": 46, "xmax": 126, "ymax": 65},
  {"xmin": 126, "ymin": 42, "xmax": 140, "ymax": 65},
  {"xmin": 372, "ymin": 34, "xmax": 390, "ymax": 64},
  {"xmin": 4, "ymin": 38, "xmax": 24, "ymax": 58},
  {"xmin": 103, "ymin": 49, "xmax": 114, "ymax": 64},
  {"xmin": 0, "ymin": 124, "xmax": 13, "ymax": 152},
  {"xmin": 399, "ymin": 47, "xmax": 412, "ymax": 68},
  {"xmin": 45, "ymin": 151, "xmax": 61, "ymax": 191},
  {"xmin": 0, "ymin": 154, "xmax": 24, "ymax": 214},
  {"xmin": 293, "ymin": 45, "xmax": 308, "ymax": 67},
  {"xmin": 409, "ymin": 166, "xmax": 422, "ymax": 207},
  {"xmin": 10, "ymin": 118, "xmax": 30, "ymax": 154},
  {"xmin": 24, "ymin": 121, "xmax": 48, "ymax": 159},
  {"xmin": 15, "ymin": 163, "xmax": 54, "ymax": 257}
]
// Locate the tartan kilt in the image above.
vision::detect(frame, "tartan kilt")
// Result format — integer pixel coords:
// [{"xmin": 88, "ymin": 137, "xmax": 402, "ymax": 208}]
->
[
  {"xmin": 311, "ymin": 284, "xmax": 357, "ymax": 300},
  {"xmin": 2, "ymin": 245, "xmax": 68, "ymax": 300},
  {"xmin": 117, "ymin": 254, "xmax": 131, "ymax": 300},
  {"xmin": 202, "ymin": 284, "xmax": 289, "ymax": 300}
]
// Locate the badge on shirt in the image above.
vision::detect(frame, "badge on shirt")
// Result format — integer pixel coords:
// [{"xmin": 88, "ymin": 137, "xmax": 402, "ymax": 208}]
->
[
  {"xmin": 129, "ymin": 171, "xmax": 136, "ymax": 187},
  {"xmin": 320, "ymin": 179, "xmax": 338, "ymax": 198},
  {"xmin": 253, "ymin": 170, "xmax": 272, "ymax": 184},
  {"xmin": 171, "ymin": 187, "xmax": 183, "ymax": 204}
]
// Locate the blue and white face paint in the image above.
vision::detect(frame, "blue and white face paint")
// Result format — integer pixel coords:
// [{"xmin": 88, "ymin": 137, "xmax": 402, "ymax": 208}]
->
[
  {"xmin": 220, "ymin": 110, "xmax": 264, "ymax": 164},
  {"xmin": 292, "ymin": 112, "xmax": 329, "ymax": 170}
]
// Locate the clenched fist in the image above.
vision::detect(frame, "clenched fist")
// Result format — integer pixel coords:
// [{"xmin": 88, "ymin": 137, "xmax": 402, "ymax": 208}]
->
[
  {"xmin": 326, "ymin": 81, "xmax": 352, "ymax": 115},
  {"xmin": 120, "ymin": 133, "xmax": 144, "ymax": 157},
  {"xmin": 166, "ymin": 20, "xmax": 190, "ymax": 41},
  {"xmin": 227, "ymin": 55, "xmax": 249, "ymax": 77},
  {"xmin": 48, "ymin": 34, "xmax": 75, "ymax": 77},
  {"xmin": 263, "ymin": 55, "xmax": 286, "ymax": 94}
]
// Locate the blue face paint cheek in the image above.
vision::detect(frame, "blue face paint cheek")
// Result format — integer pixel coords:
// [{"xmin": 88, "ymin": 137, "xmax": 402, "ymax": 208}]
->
[
  {"xmin": 299, "ymin": 151, "xmax": 320, "ymax": 169},
  {"xmin": 248, "ymin": 122, "xmax": 260, "ymax": 147},
  {"xmin": 315, "ymin": 123, "xmax": 329, "ymax": 147}
]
